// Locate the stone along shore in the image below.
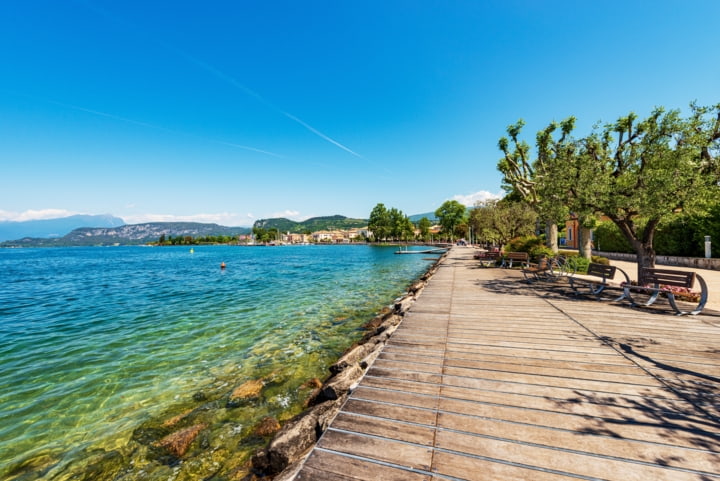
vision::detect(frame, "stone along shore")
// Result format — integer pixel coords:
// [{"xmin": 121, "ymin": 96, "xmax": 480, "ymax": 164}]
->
[{"xmin": 249, "ymin": 251, "xmax": 449, "ymax": 479}]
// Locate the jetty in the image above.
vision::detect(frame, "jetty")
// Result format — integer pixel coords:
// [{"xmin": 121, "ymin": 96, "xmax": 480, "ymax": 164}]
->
[
  {"xmin": 289, "ymin": 247, "xmax": 720, "ymax": 480},
  {"xmin": 394, "ymin": 247, "xmax": 449, "ymax": 255}
]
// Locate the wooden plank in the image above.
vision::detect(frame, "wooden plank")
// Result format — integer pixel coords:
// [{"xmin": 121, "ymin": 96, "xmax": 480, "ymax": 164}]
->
[
  {"xmin": 298, "ymin": 449, "xmax": 431, "ymax": 481},
  {"xmin": 317, "ymin": 430, "xmax": 433, "ymax": 471},
  {"xmin": 434, "ymin": 429, "xmax": 711, "ymax": 481},
  {"xmin": 432, "ymin": 451, "xmax": 583, "ymax": 481},
  {"xmin": 438, "ymin": 411, "xmax": 720, "ymax": 473}
]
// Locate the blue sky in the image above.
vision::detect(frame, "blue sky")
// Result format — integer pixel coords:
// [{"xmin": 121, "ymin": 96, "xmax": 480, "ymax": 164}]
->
[{"xmin": 2, "ymin": 1, "xmax": 718, "ymax": 226}]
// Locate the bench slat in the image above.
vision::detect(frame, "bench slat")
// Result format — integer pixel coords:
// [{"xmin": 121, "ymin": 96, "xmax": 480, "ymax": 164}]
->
[{"xmin": 641, "ymin": 268, "xmax": 695, "ymax": 288}]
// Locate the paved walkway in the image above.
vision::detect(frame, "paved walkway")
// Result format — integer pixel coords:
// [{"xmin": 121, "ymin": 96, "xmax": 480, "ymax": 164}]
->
[{"xmin": 293, "ymin": 247, "xmax": 720, "ymax": 480}]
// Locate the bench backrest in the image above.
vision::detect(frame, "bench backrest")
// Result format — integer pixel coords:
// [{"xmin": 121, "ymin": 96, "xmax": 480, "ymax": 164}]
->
[
  {"xmin": 641, "ymin": 268, "xmax": 695, "ymax": 288},
  {"xmin": 505, "ymin": 252, "xmax": 528, "ymax": 260},
  {"xmin": 586, "ymin": 263, "xmax": 616, "ymax": 279}
]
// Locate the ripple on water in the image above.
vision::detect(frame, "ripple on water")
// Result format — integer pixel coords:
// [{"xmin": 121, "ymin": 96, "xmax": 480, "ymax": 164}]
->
[{"xmin": 0, "ymin": 244, "xmax": 438, "ymax": 480}]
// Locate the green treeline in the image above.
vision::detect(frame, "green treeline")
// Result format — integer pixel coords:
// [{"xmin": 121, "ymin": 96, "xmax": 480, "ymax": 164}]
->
[{"xmin": 155, "ymin": 234, "xmax": 242, "ymax": 245}]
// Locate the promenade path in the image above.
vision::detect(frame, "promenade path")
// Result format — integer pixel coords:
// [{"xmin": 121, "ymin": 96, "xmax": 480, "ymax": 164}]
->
[{"xmin": 292, "ymin": 247, "xmax": 720, "ymax": 481}]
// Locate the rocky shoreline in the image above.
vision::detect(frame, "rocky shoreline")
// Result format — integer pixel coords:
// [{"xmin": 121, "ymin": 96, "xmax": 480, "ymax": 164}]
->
[
  {"xmin": 249, "ymin": 250, "xmax": 447, "ymax": 480},
  {"xmin": 13, "ymin": 251, "xmax": 447, "ymax": 481}
]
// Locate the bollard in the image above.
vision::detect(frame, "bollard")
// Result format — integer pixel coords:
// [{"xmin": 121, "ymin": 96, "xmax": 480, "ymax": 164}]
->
[{"xmin": 705, "ymin": 236, "xmax": 711, "ymax": 258}]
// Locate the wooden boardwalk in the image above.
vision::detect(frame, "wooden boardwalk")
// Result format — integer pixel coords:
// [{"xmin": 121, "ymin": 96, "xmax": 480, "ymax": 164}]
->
[{"xmin": 291, "ymin": 247, "xmax": 720, "ymax": 480}]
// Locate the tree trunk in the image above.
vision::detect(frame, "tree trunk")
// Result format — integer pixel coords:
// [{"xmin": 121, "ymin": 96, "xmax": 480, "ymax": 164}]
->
[
  {"xmin": 578, "ymin": 226, "xmax": 593, "ymax": 259},
  {"xmin": 633, "ymin": 241, "xmax": 656, "ymax": 282},
  {"xmin": 545, "ymin": 220, "xmax": 558, "ymax": 253},
  {"xmin": 612, "ymin": 217, "xmax": 658, "ymax": 280}
]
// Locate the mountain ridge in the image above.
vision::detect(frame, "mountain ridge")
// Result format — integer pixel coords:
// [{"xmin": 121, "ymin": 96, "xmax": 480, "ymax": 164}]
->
[
  {"xmin": 253, "ymin": 215, "xmax": 368, "ymax": 233},
  {"xmin": 1, "ymin": 222, "xmax": 251, "ymax": 247},
  {"xmin": 0, "ymin": 214, "xmax": 125, "ymax": 242}
]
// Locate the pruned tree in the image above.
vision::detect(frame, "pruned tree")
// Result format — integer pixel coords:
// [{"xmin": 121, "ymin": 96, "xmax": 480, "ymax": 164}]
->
[
  {"xmin": 498, "ymin": 120, "xmax": 567, "ymax": 252},
  {"xmin": 537, "ymin": 103, "xmax": 720, "ymax": 277},
  {"xmin": 585, "ymin": 104, "xmax": 720, "ymax": 276}
]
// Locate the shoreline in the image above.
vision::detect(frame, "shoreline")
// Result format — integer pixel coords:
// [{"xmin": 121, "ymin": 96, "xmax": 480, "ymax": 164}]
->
[
  {"xmin": 10, "ymin": 249, "xmax": 448, "ymax": 481},
  {"xmin": 249, "ymin": 249, "xmax": 449, "ymax": 480}
]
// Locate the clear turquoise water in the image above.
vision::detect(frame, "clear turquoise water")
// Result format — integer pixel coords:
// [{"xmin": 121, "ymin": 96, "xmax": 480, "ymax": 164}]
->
[{"xmin": 0, "ymin": 245, "xmax": 436, "ymax": 480}]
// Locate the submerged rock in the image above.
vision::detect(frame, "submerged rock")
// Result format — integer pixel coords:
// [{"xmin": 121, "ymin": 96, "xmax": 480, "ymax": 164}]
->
[
  {"xmin": 153, "ymin": 423, "xmax": 208, "ymax": 457},
  {"xmin": 227, "ymin": 379, "xmax": 264, "ymax": 407},
  {"xmin": 162, "ymin": 408, "xmax": 193, "ymax": 428},
  {"xmin": 254, "ymin": 417, "xmax": 281, "ymax": 437}
]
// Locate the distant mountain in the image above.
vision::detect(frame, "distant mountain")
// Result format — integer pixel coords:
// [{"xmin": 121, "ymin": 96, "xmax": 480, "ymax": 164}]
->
[
  {"xmin": 407, "ymin": 212, "xmax": 438, "ymax": 223},
  {"xmin": 1, "ymin": 222, "xmax": 251, "ymax": 247},
  {"xmin": 0, "ymin": 214, "xmax": 125, "ymax": 242},
  {"xmin": 253, "ymin": 215, "xmax": 368, "ymax": 233}
]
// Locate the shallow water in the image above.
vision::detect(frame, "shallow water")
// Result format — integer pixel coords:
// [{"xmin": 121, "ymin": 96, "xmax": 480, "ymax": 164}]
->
[{"xmin": 0, "ymin": 244, "xmax": 436, "ymax": 480}]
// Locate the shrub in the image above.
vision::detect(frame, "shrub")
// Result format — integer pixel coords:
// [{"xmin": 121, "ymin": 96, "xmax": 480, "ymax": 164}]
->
[
  {"xmin": 529, "ymin": 245, "xmax": 555, "ymax": 262},
  {"xmin": 591, "ymin": 255, "xmax": 610, "ymax": 265},
  {"xmin": 573, "ymin": 256, "xmax": 591, "ymax": 274},
  {"xmin": 505, "ymin": 235, "xmax": 544, "ymax": 254}
]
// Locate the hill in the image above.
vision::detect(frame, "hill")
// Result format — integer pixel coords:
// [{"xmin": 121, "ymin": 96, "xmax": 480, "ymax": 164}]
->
[
  {"xmin": 0, "ymin": 214, "xmax": 125, "ymax": 242},
  {"xmin": 1, "ymin": 222, "xmax": 251, "ymax": 247},
  {"xmin": 253, "ymin": 215, "xmax": 368, "ymax": 233},
  {"xmin": 407, "ymin": 211, "xmax": 438, "ymax": 223}
]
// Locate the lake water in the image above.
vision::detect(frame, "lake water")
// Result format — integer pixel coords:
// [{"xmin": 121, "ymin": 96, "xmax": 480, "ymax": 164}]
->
[{"xmin": 0, "ymin": 244, "xmax": 437, "ymax": 480}]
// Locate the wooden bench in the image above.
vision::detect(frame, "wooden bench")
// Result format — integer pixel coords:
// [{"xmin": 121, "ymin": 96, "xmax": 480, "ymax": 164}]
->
[
  {"xmin": 474, "ymin": 250, "xmax": 501, "ymax": 267},
  {"xmin": 569, "ymin": 263, "xmax": 629, "ymax": 300},
  {"xmin": 501, "ymin": 251, "xmax": 529, "ymax": 268},
  {"xmin": 522, "ymin": 256, "xmax": 554, "ymax": 282},
  {"xmin": 624, "ymin": 267, "xmax": 708, "ymax": 316}
]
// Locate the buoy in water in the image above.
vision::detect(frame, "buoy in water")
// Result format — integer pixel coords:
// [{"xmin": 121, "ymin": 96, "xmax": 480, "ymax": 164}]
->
[{"xmin": 220, "ymin": 262, "xmax": 226, "ymax": 269}]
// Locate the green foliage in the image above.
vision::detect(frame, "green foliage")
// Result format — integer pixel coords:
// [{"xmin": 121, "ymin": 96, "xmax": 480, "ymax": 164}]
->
[
  {"xmin": 528, "ymin": 245, "xmax": 554, "ymax": 262},
  {"xmin": 499, "ymin": 102, "xmax": 720, "ymax": 274},
  {"xmin": 417, "ymin": 217, "xmax": 432, "ymax": 241},
  {"xmin": 435, "ymin": 200, "xmax": 467, "ymax": 240},
  {"xmin": 594, "ymin": 221, "xmax": 633, "ymax": 254},
  {"xmin": 595, "ymin": 209, "xmax": 720, "ymax": 258},
  {"xmin": 469, "ymin": 199, "xmax": 537, "ymax": 247},
  {"xmin": 572, "ymin": 256, "xmax": 591, "ymax": 274},
  {"xmin": 368, "ymin": 204, "xmax": 414, "ymax": 242},
  {"xmin": 591, "ymin": 255, "xmax": 610, "ymax": 265},
  {"xmin": 368, "ymin": 203, "xmax": 390, "ymax": 241},
  {"xmin": 504, "ymin": 235, "xmax": 544, "ymax": 253}
]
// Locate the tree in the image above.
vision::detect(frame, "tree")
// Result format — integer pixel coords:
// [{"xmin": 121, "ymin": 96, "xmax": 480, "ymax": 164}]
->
[
  {"xmin": 540, "ymin": 103, "xmax": 720, "ymax": 277},
  {"xmin": 469, "ymin": 199, "xmax": 537, "ymax": 247},
  {"xmin": 417, "ymin": 217, "xmax": 432, "ymax": 241},
  {"xmin": 535, "ymin": 116, "xmax": 596, "ymax": 259},
  {"xmin": 498, "ymin": 120, "xmax": 568, "ymax": 253},
  {"xmin": 388, "ymin": 207, "xmax": 405, "ymax": 241},
  {"xmin": 368, "ymin": 203, "xmax": 390, "ymax": 242},
  {"xmin": 402, "ymin": 216, "xmax": 416, "ymax": 241},
  {"xmin": 435, "ymin": 200, "xmax": 467, "ymax": 242}
]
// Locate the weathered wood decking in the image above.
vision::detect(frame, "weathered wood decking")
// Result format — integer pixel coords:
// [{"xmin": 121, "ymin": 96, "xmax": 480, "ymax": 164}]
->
[{"xmin": 294, "ymin": 247, "xmax": 720, "ymax": 480}]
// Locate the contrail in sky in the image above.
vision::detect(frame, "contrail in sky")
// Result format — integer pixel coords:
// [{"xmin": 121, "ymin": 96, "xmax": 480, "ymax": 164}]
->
[
  {"xmin": 281, "ymin": 112, "xmax": 361, "ymax": 157},
  {"xmin": 178, "ymin": 53, "xmax": 362, "ymax": 158},
  {"xmin": 42, "ymin": 96, "xmax": 284, "ymax": 158},
  {"xmin": 78, "ymin": 1, "xmax": 363, "ymax": 159}
]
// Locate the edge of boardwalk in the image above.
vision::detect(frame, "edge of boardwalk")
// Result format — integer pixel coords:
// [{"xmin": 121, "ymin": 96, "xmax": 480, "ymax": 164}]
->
[
  {"xmin": 283, "ymin": 246, "xmax": 720, "ymax": 481},
  {"xmin": 249, "ymin": 248, "xmax": 451, "ymax": 479}
]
